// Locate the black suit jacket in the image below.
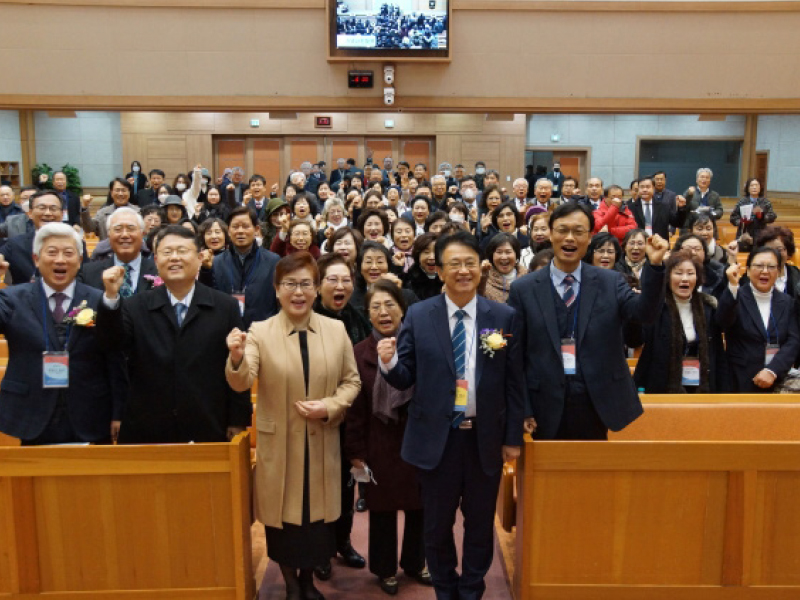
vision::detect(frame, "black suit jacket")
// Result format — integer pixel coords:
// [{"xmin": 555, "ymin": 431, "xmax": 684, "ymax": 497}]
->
[
  {"xmin": 717, "ymin": 285, "xmax": 800, "ymax": 392},
  {"xmin": 627, "ymin": 198, "xmax": 687, "ymax": 239},
  {"xmin": 55, "ymin": 190, "xmax": 81, "ymax": 226},
  {"xmin": 383, "ymin": 294, "xmax": 524, "ymax": 476},
  {"xmin": 135, "ymin": 188, "xmax": 159, "ymax": 207},
  {"xmin": 507, "ymin": 262, "xmax": 665, "ymax": 439},
  {"xmin": 0, "ymin": 281, "xmax": 127, "ymax": 441},
  {"xmin": 78, "ymin": 255, "xmax": 158, "ymax": 294},
  {"xmin": 246, "ymin": 199, "xmax": 267, "ymax": 221},
  {"xmin": 95, "ymin": 283, "xmax": 252, "ymax": 443}
]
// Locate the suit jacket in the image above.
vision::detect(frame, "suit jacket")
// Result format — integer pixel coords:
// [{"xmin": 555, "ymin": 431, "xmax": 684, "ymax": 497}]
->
[
  {"xmin": 716, "ymin": 284, "xmax": 800, "ymax": 392},
  {"xmin": 0, "ymin": 214, "xmax": 32, "ymax": 239},
  {"xmin": 507, "ymin": 262, "xmax": 665, "ymax": 439},
  {"xmin": 684, "ymin": 188, "xmax": 724, "ymax": 222},
  {"xmin": 95, "ymin": 282, "xmax": 252, "ymax": 443},
  {"xmin": 246, "ymin": 199, "xmax": 267, "ymax": 221},
  {"xmin": 225, "ymin": 183, "xmax": 248, "ymax": 208},
  {"xmin": 628, "ymin": 197, "xmax": 687, "ymax": 239},
  {"xmin": 135, "ymin": 188, "xmax": 159, "ymax": 207},
  {"xmin": 0, "ymin": 231, "xmax": 88, "ymax": 285},
  {"xmin": 383, "ymin": 294, "xmax": 525, "ymax": 476},
  {"xmin": 58, "ymin": 190, "xmax": 81, "ymax": 226},
  {"xmin": 78, "ymin": 254, "xmax": 158, "ymax": 294},
  {"xmin": 329, "ymin": 169, "xmax": 348, "ymax": 191},
  {"xmin": 0, "ymin": 280, "xmax": 127, "ymax": 441}
]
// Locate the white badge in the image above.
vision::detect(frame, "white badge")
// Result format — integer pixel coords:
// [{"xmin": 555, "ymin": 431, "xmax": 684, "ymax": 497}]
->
[
  {"xmin": 561, "ymin": 338, "xmax": 576, "ymax": 375},
  {"xmin": 43, "ymin": 351, "xmax": 69, "ymax": 389}
]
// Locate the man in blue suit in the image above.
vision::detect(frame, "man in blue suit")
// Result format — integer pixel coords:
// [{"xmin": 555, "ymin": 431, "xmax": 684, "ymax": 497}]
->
[
  {"xmin": 379, "ymin": 230, "xmax": 526, "ymax": 600},
  {"xmin": 508, "ymin": 202, "xmax": 669, "ymax": 440},
  {"xmin": 0, "ymin": 223, "xmax": 127, "ymax": 445}
]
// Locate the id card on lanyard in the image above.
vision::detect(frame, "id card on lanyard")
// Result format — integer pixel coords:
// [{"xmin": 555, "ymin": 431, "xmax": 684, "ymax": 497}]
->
[
  {"xmin": 229, "ymin": 250, "xmax": 260, "ymax": 317},
  {"xmin": 764, "ymin": 314, "xmax": 780, "ymax": 366},
  {"xmin": 682, "ymin": 358, "xmax": 700, "ymax": 386},
  {"xmin": 561, "ymin": 288, "xmax": 579, "ymax": 375},
  {"xmin": 41, "ymin": 287, "xmax": 71, "ymax": 389}
]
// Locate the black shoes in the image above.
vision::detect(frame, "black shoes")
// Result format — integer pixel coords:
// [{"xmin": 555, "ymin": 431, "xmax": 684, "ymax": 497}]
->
[
  {"xmin": 379, "ymin": 576, "xmax": 399, "ymax": 595},
  {"xmin": 338, "ymin": 542, "xmax": 366, "ymax": 568},
  {"xmin": 299, "ymin": 569, "xmax": 325, "ymax": 600},
  {"xmin": 313, "ymin": 562, "xmax": 332, "ymax": 581},
  {"xmin": 355, "ymin": 498, "xmax": 367, "ymax": 512},
  {"xmin": 404, "ymin": 567, "xmax": 434, "ymax": 586}
]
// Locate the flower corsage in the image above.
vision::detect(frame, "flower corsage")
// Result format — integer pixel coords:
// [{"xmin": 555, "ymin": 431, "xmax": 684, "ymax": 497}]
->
[
  {"xmin": 143, "ymin": 274, "xmax": 164, "ymax": 287},
  {"xmin": 480, "ymin": 329, "xmax": 509, "ymax": 357},
  {"xmin": 63, "ymin": 300, "xmax": 96, "ymax": 327}
]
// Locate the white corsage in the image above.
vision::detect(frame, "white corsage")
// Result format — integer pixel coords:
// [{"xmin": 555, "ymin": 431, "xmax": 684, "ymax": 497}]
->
[{"xmin": 480, "ymin": 329, "xmax": 509, "ymax": 357}]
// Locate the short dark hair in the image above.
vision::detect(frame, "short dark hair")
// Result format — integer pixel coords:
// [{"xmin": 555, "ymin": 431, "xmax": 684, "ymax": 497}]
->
[
  {"xmin": 365, "ymin": 278, "xmax": 407, "ymax": 317},
  {"xmin": 356, "ymin": 208, "xmax": 390, "ymax": 237},
  {"xmin": 460, "ymin": 176, "xmax": 475, "ymax": 185},
  {"xmin": 673, "ymin": 233, "xmax": 710, "ymax": 263},
  {"xmin": 291, "ymin": 192, "xmax": 318, "ymax": 216},
  {"xmin": 29, "ymin": 189, "xmax": 64, "ymax": 209},
  {"xmin": 149, "ymin": 169, "xmax": 165, "ymax": 179},
  {"xmin": 227, "ymin": 205, "xmax": 259, "ymax": 227},
  {"xmin": 434, "ymin": 230, "xmax": 480, "ymax": 267},
  {"xmin": 329, "ymin": 226, "xmax": 364, "ymax": 258},
  {"xmin": 743, "ymin": 178, "xmax": 763, "ymax": 197},
  {"xmin": 275, "ymin": 252, "xmax": 320, "ymax": 287},
  {"xmin": 665, "ymin": 249, "xmax": 705, "ymax": 289},
  {"xmin": 491, "ymin": 201, "xmax": 521, "ymax": 230},
  {"xmin": 448, "ymin": 202, "xmax": 470, "ymax": 221},
  {"xmin": 529, "ymin": 248, "xmax": 554, "ymax": 271},
  {"xmin": 141, "ymin": 205, "xmax": 164, "ymax": 219},
  {"xmin": 479, "ymin": 184, "xmax": 504, "ymax": 212},
  {"xmin": 411, "ymin": 232, "xmax": 438, "ymax": 266},
  {"xmin": 154, "ymin": 224, "xmax": 200, "ymax": 252},
  {"xmin": 485, "ymin": 232, "xmax": 522, "ymax": 264},
  {"xmin": 19, "ymin": 185, "xmax": 38, "ymax": 195},
  {"xmin": 249, "ymin": 174, "xmax": 266, "ymax": 185},
  {"xmin": 584, "ymin": 232, "xmax": 622, "ymax": 266},
  {"xmin": 411, "ymin": 196, "xmax": 432, "ymax": 212},
  {"xmin": 757, "ymin": 225, "xmax": 796, "ymax": 257},
  {"xmin": 424, "ymin": 210, "xmax": 448, "ymax": 232},
  {"xmin": 623, "ymin": 228, "xmax": 649, "ymax": 248},
  {"xmin": 356, "ymin": 241, "xmax": 392, "ymax": 290},
  {"xmin": 639, "ymin": 176, "xmax": 655, "ymax": 187},
  {"xmin": 549, "ymin": 202, "xmax": 594, "ymax": 232},
  {"xmin": 316, "ymin": 252, "xmax": 353, "ymax": 279},
  {"xmin": 747, "ymin": 246, "xmax": 783, "ymax": 269},
  {"xmin": 563, "ymin": 177, "xmax": 577, "ymax": 186},
  {"xmin": 391, "ymin": 216, "xmax": 416, "ymax": 240},
  {"xmin": 653, "ymin": 171, "xmax": 667, "ymax": 178},
  {"xmin": 108, "ymin": 177, "xmax": 133, "ymax": 200},
  {"xmin": 197, "ymin": 218, "xmax": 231, "ymax": 251}
]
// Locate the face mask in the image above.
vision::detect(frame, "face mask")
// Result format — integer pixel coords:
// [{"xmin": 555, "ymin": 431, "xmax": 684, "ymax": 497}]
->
[
  {"xmin": 350, "ymin": 464, "xmax": 377, "ymax": 485},
  {"xmin": 132, "ymin": 165, "xmax": 140, "ymax": 172},
  {"xmin": 443, "ymin": 170, "xmax": 451, "ymax": 178},
  {"xmin": 450, "ymin": 213, "xmax": 465, "ymax": 223},
  {"xmin": 554, "ymin": 167, "xmax": 560, "ymax": 172},
  {"xmin": 175, "ymin": 183, "xmax": 187, "ymax": 192},
  {"xmin": 158, "ymin": 194, "xmax": 169, "ymax": 202},
  {"xmin": 476, "ymin": 167, "xmax": 486, "ymax": 175},
  {"xmin": 462, "ymin": 188, "xmax": 476, "ymax": 201}
]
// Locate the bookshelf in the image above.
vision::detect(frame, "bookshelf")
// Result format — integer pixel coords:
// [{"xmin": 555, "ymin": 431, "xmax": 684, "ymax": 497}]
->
[{"xmin": 0, "ymin": 162, "xmax": 20, "ymax": 187}]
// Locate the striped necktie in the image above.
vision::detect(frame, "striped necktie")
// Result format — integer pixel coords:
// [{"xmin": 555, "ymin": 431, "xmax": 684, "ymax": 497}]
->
[
  {"xmin": 120, "ymin": 264, "xmax": 133, "ymax": 298},
  {"xmin": 452, "ymin": 309, "xmax": 467, "ymax": 378},
  {"xmin": 562, "ymin": 274, "xmax": 576, "ymax": 307},
  {"xmin": 175, "ymin": 302, "xmax": 187, "ymax": 327}
]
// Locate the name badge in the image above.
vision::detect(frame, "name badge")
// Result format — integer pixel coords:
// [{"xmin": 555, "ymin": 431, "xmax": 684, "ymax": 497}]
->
[
  {"xmin": 682, "ymin": 358, "xmax": 700, "ymax": 386},
  {"xmin": 561, "ymin": 338, "xmax": 576, "ymax": 375},
  {"xmin": 43, "ymin": 351, "xmax": 69, "ymax": 388},
  {"xmin": 233, "ymin": 291, "xmax": 245, "ymax": 316},
  {"xmin": 454, "ymin": 379, "xmax": 468, "ymax": 412},
  {"xmin": 766, "ymin": 343, "xmax": 780, "ymax": 366},
  {"xmin": 553, "ymin": 185, "xmax": 559, "ymax": 193}
]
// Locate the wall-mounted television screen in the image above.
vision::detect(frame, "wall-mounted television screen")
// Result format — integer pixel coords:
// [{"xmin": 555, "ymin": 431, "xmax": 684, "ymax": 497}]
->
[{"xmin": 328, "ymin": 0, "xmax": 450, "ymax": 62}]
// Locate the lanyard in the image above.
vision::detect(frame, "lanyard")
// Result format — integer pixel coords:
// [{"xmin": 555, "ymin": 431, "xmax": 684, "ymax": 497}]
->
[
  {"xmin": 41, "ymin": 286, "xmax": 72, "ymax": 352},
  {"xmin": 568, "ymin": 291, "xmax": 580, "ymax": 340},
  {"xmin": 226, "ymin": 248, "xmax": 260, "ymax": 293},
  {"xmin": 764, "ymin": 312, "xmax": 778, "ymax": 345}
]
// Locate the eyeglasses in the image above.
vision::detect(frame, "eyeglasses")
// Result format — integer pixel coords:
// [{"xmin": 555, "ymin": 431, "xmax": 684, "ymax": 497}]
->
[
  {"xmin": 281, "ymin": 280, "xmax": 316, "ymax": 291},
  {"xmin": 445, "ymin": 260, "xmax": 479, "ymax": 270},
  {"xmin": 627, "ymin": 240, "xmax": 646, "ymax": 248},
  {"xmin": 369, "ymin": 300, "xmax": 399, "ymax": 313},
  {"xmin": 159, "ymin": 247, "xmax": 195, "ymax": 258},
  {"xmin": 553, "ymin": 226, "xmax": 589, "ymax": 238},
  {"xmin": 33, "ymin": 205, "xmax": 62, "ymax": 214},
  {"xmin": 750, "ymin": 264, "xmax": 779, "ymax": 272},
  {"xmin": 324, "ymin": 276, "xmax": 353, "ymax": 286}
]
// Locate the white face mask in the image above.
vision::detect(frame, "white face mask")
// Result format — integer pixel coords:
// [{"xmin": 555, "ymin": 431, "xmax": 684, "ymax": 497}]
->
[
  {"xmin": 132, "ymin": 165, "xmax": 140, "ymax": 172},
  {"xmin": 443, "ymin": 170, "xmax": 451, "ymax": 178},
  {"xmin": 450, "ymin": 213, "xmax": 465, "ymax": 223},
  {"xmin": 175, "ymin": 183, "xmax": 186, "ymax": 192},
  {"xmin": 476, "ymin": 167, "xmax": 486, "ymax": 175},
  {"xmin": 462, "ymin": 188, "xmax": 476, "ymax": 201},
  {"xmin": 158, "ymin": 194, "xmax": 169, "ymax": 202}
]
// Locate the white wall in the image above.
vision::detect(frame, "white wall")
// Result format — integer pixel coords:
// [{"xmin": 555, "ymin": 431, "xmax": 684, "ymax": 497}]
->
[
  {"xmin": 526, "ymin": 114, "xmax": 746, "ymax": 188},
  {"xmin": 757, "ymin": 115, "xmax": 800, "ymax": 193},
  {"xmin": 34, "ymin": 111, "xmax": 122, "ymax": 187},
  {"xmin": 0, "ymin": 111, "xmax": 23, "ymax": 185}
]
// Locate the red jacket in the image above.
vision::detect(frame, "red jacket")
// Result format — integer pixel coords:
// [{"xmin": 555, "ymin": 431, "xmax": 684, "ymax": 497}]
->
[{"xmin": 592, "ymin": 200, "xmax": 637, "ymax": 243}]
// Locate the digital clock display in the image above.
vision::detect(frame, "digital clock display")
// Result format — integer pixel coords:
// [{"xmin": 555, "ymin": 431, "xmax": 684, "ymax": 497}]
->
[{"xmin": 348, "ymin": 71, "xmax": 374, "ymax": 88}]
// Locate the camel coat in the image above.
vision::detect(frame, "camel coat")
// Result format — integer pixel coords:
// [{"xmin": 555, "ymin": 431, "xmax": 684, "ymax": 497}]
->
[{"xmin": 226, "ymin": 310, "xmax": 360, "ymax": 528}]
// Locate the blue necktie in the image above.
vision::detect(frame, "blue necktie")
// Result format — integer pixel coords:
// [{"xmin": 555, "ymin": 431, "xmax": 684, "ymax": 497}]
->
[
  {"xmin": 175, "ymin": 302, "xmax": 187, "ymax": 326},
  {"xmin": 562, "ymin": 274, "xmax": 576, "ymax": 307},
  {"xmin": 452, "ymin": 309, "xmax": 467, "ymax": 378}
]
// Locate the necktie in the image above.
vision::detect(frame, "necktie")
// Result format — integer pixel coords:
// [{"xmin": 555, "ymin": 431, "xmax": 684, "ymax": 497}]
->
[
  {"xmin": 562, "ymin": 274, "xmax": 576, "ymax": 307},
  {"xmin": 52, "ymin": 292, "xmax": 67, "ymax": 323},
  {"xmin": 120, "ymin": 264, "xmax": 133, "ymax": 298},
  {"xmin": 175, "ymin": 302, "xmax": 187, "ymax": 326},
  {"xmin": 452, "ymin": 309, "xmax": 467, "ymax": 378},
  {"xmin": 644, "ymin": 202, "xmax": 652, "ymax": 226}
]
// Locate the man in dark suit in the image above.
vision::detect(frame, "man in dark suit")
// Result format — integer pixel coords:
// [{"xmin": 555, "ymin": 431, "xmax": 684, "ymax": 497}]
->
[
  {"xmin": 628, "ymin": 176, "xmax": 688, "ymax": 239},
  {"xmin": 379, "ymin": 230, "xmax": 525, "ymax": 600},
  {"xmin": 198, "ymin": 206, "xmax": 279, "ymax": 328},
  {"xmin": 79, "ymin": 207, "xmax": 157, "ymax": 294},
  {"xmin": 0, "ymin": 223, "xmax": 127, "ymax": 445},
  {"xmin": 134, "ymin": 169, "xmax": 166, "ymax": 207},
  {"xmin": 508, "ymin": 203, "xmax": 669, "ymax": 440},
  {"xmin": 1, "ymin": 190, "xmax": 70, "ymax": 284},
  {"xmin": 653, "ymin": 170, "xmax": 678, "ymax": 207},
  {"xmin": 246, "ymin": 174, "xmax": 269, "ymax": 222},
  {"xmin": 329, "ymin": 158, "xmax": 348, "ymax": 192},
  {"xmin": 547, "ymin": 162, "xmax": 566, "ymax": 199},
  {"xmin": 51, "ymin": 171, "xmax": 81, "ymax": 226},
  {"xmin": 96, "ymin": 225, "xmax": 251, "ymax": 444}
]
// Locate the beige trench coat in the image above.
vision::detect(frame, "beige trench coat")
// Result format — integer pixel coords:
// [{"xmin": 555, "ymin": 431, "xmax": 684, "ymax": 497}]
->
[{"xmin": 226, "ymin": 310, "xmax": 360, "ymax": 528}]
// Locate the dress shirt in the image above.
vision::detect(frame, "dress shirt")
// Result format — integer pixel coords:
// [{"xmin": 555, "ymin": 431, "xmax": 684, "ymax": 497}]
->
[
  {"xmin": 113, "ymin": 253, "xmax": 143, "ymax": 294},
  {"xmin": 42, "ymin": 280, "xmax": 76, "ymax": 313},
  {"xmin": 550, "ymin": 261, "xmax": 582, "ymax": 302},
  {"xmin": 103, "ymin": 284, "xmax": 195, "ymax": 311}
]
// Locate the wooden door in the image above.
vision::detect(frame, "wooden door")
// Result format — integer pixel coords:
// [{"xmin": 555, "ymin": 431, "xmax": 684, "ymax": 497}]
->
[
  {"xmin": 252, "ymin": 139, "xmax": 281, "ymax": 192},
  {"xmin": 215, "ymin": 139, "xmax": 246, "ymax": 178},
  {"xmin": 330, "ymin": 139, "xmax": 360, "ymax": 173},
  {"xmin": 365, "ymin": 139, "xmax": 393, "ymax": 168},
  {"xmin": 289, "ymin": 140, "xmax": 320, "ymax": 172},
  {"xmin": 755, "ymin": 151, "xmax": 769, "ymax": 191},
  {"xmin": 401, "ymin": 140, "xmax": 432, "ymax": 175}
]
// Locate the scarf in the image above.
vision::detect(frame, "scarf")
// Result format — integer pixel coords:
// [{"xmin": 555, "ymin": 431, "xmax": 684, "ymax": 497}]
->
[
  {"xmin": 371, "ymin": 329, "xmax": 414, "ymax": 424},
  {"xmin": 664, "ymin": 292, "xmax": 713, "ymax": 393}
]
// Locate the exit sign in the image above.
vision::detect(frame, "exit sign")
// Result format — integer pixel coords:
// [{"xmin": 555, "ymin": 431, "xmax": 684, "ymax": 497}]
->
[
  {"xmin": 348, "ymin": 71, "xmax": 374, "ymax": 88},
  {"xmin": 315, "ymin": 116, "xmax": 332, "ymax": 128}
]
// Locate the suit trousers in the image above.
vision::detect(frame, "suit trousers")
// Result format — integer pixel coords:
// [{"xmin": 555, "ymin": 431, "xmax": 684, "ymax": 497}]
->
[
  {"xmin": 416, "ymin": 426, "xmax": 501, "ymax": 600},
  {"xmin": 368, "ymin": 509, "xmax": 425, "ymax": 579},
  {"xmin": 555, "ymin": 382, "xmax": 608, "ymax": 440},
  {"xmin": 335, "ymin": 423, "xmax": 356, "ymax": 548}
]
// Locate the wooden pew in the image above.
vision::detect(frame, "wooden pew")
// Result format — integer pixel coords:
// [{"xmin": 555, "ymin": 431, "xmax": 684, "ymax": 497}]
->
[
  {"xmin": 0, "ymin": 435, "xmax": 255, "ymax": 600},
  {"xmin": 514, "ymin": 394, "xmax": 800, "ymax": 600}
]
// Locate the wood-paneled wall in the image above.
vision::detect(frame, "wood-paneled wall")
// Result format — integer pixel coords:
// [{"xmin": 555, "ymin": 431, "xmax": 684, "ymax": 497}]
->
[{"xmin": 121, "ymin": 112, "xmax": 526, "ymax": 183}]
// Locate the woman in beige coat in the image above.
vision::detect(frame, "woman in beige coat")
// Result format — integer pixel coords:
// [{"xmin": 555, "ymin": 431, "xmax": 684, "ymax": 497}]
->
[{"xmin": 226, "ymin": 251, "xmax": 360, "ymax": 600}]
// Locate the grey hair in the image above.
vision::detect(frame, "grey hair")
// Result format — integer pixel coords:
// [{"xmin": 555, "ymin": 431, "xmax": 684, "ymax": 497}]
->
[
  {"xmin": 106, "ymin": 206, "xmax": 145, "ymax": 231},
  {"xmin": 290, "ymin": 171, "xmax": 306, "ymax": 184},
  {"xmin": 431, "ymin": 174, "xmax": 446, "ymax": 185},
  {"xmin": 514, "ymin": 178, "xmax": 530, "ymax": 188},
  {"xmin": 696, "ymin": 167, "xmax": 713, "ymax": 179},
  {"xmin": 322, "ymin": 198, "xmax": 345, "ymax": 218},
  {"xmin": 33, "ymin": 223, "xmax": 83, "ymax": 257},
  {"xmin": 534, "ymin": 178, "xmax": 552, "ymax": 188},
  {"xmin": 232, "ymin": 167, "xmax": 244, "ymax": 175}
]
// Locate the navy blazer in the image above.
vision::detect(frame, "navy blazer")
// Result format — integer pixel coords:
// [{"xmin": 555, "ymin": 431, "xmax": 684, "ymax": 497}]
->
[
  {"xmin": 383, "ymin": 294, "xmax": 525, "ymax": 476},
  {"xmin": 716, "ymin": 285, "xmax": 800, "ymax": 392},
  {"xmin": 508, "ymin": 262, "xmax": 665, "ymax": 439},
  {"xmin": 200, "ymin": 246, "xmax": 280, "ymax": 328},
  {"xmin": 0, "ymin": 281, "xmax": 127, "ymax": 441}
]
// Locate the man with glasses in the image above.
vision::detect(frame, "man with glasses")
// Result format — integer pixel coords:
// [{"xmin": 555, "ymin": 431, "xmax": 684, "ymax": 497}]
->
[
  {"xmin": 377, "ymin": 230, "xmax": 525, "ymax": 600},
  {"xmin": 508, "ymin": 202, "xmax": 669, "ymax": 440},
  {"xmin": 96, "ymin": 225, "xmax": 251, "ymax": 444},
  {"xmin": 0, "ymin": 190, "xmax": 86, "ymax": 285}
]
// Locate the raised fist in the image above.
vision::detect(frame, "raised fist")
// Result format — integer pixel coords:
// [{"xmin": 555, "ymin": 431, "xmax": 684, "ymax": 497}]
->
[
  {"xmin": 227, "ymin": 327, "xmax": 247, "ymax": 366},
  {"xmin": 377, "ymin": 336, "xmax": 397, "ymax": 365},
  {"xmin": 81, "ymin": 194, "xmax": 93, "ymax": 208},
  {"xmin": 102, "ymin": 266, "xmax": 126, "ymax": 299}
]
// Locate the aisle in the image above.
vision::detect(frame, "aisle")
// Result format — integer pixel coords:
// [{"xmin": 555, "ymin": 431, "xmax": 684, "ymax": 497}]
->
[{"xmin": 254, "ymin": 510, "xmax": 513, "ymax": 599}]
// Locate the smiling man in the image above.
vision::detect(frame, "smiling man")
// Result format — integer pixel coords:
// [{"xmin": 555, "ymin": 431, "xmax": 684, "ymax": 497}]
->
[
  {"xmin": 96, "ymin": 225, "xmax": 251, "ymax": 444},
  {"xmin": 508, "ymin": 202, "xmax": 669, "ymax": 440}
]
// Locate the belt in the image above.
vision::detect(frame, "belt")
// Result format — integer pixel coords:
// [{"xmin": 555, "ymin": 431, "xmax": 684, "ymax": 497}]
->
[{"xmin": 458, "ymin": 418, "xmax": 475, "ymax": 430}]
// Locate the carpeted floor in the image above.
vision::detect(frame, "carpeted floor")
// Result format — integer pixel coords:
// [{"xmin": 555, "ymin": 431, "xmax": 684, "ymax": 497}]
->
[{"xmin": 252, "ymin": 510, "xmax": 514, "ymax": 599}]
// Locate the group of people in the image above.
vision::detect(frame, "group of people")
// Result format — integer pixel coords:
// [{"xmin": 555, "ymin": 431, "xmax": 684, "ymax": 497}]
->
[
  {"xmin": 0, "ymin": 155, "xmax": 793, "ymax": 600},
  {"xmin": 336, "ymin": 3, "xmax": 446, "ymax": 50}
]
